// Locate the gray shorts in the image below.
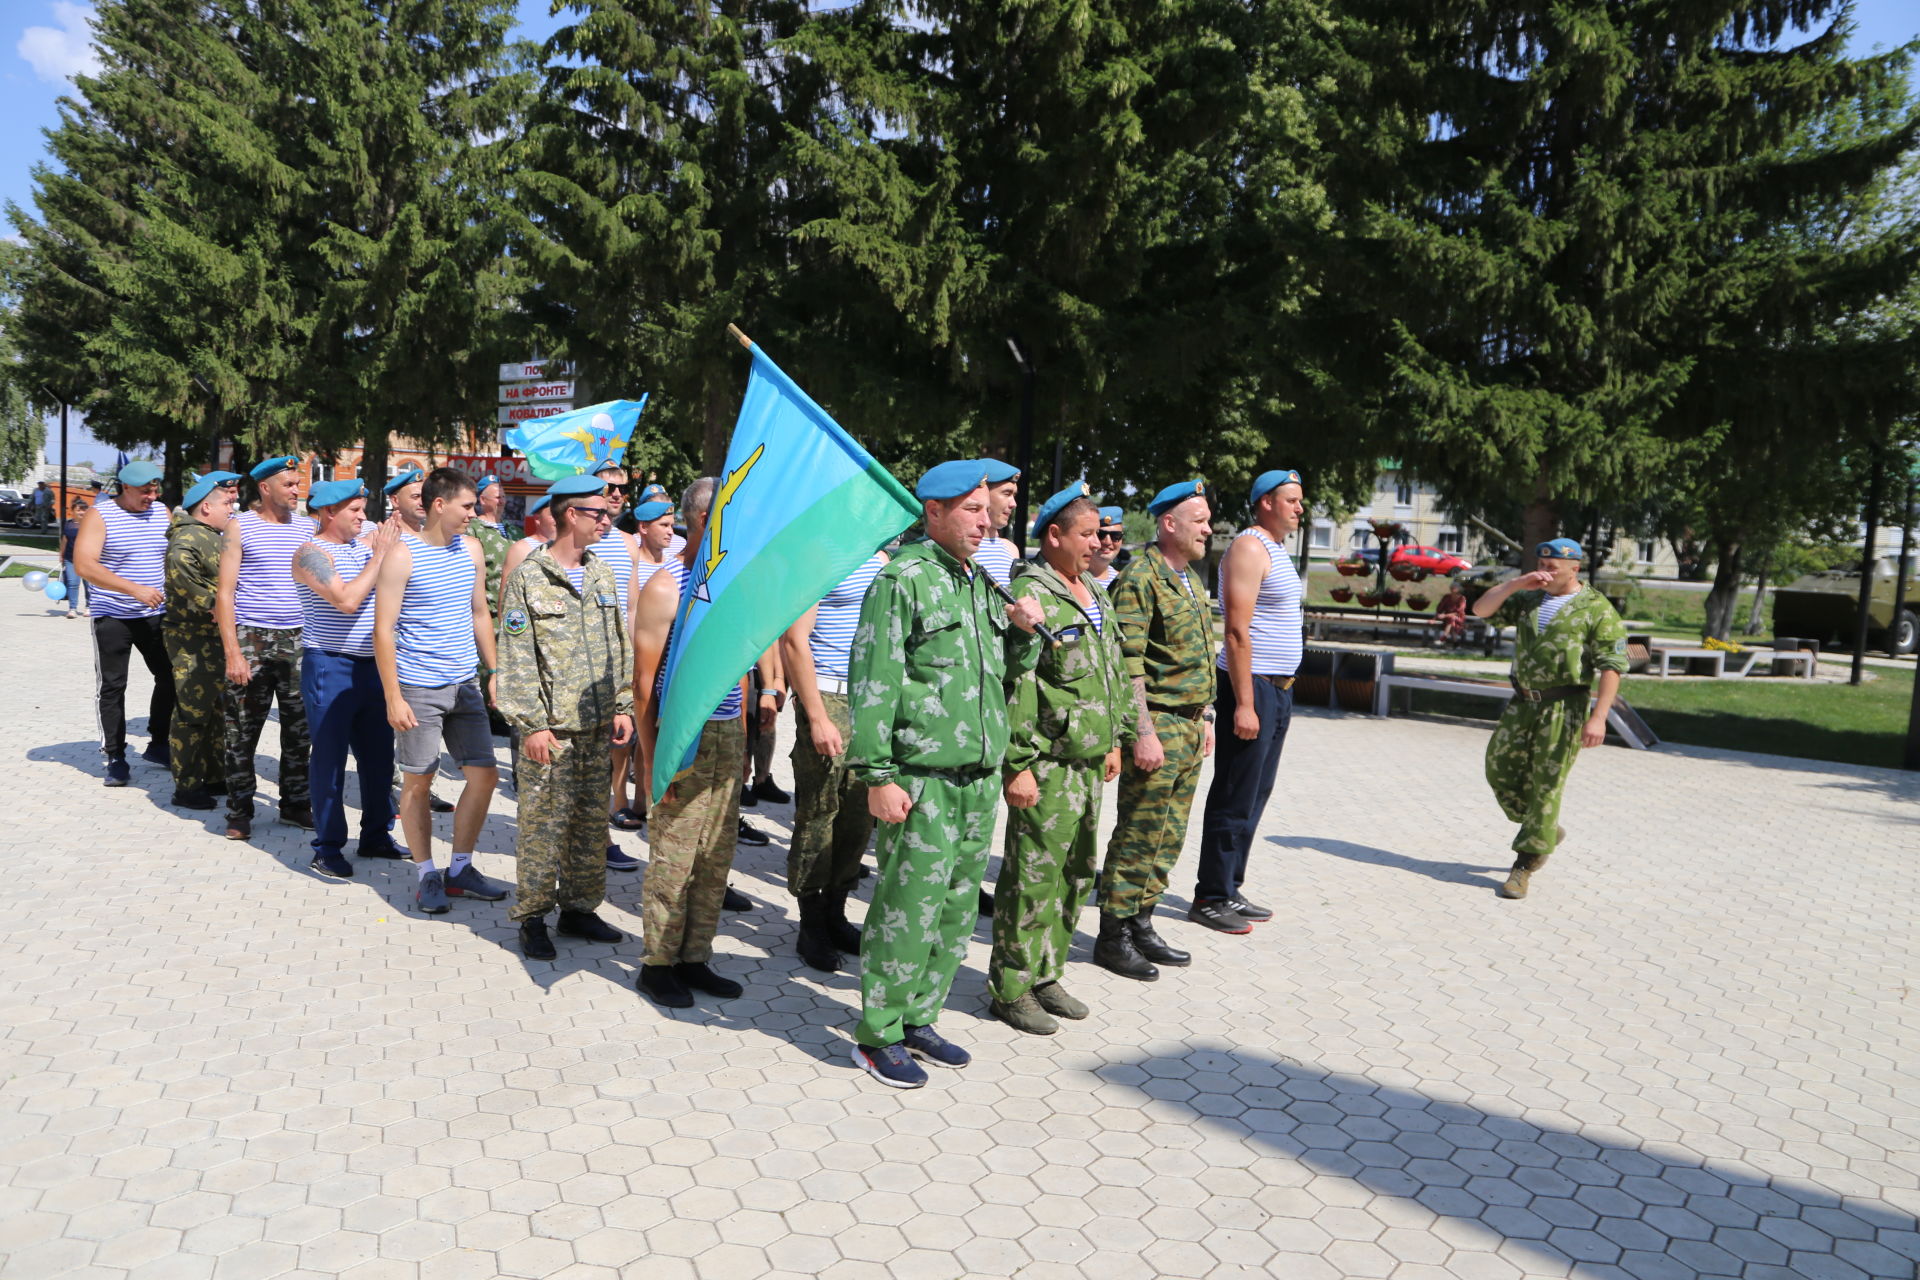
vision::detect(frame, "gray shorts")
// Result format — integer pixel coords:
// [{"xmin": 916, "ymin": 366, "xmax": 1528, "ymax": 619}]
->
[{"xmin": 396, "ymin": 681, "xmax": 497, "ymax": 774}]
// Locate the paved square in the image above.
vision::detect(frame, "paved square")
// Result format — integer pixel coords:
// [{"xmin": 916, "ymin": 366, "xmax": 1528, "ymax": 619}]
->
[{"xmin": 2, "ymin": 596, "xmax": 1916, "ymax": 1280}]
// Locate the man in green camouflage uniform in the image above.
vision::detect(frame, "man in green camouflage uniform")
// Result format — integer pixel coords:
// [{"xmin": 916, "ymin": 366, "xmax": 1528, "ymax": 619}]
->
[
  {"xmin": 1472, "ymin": 537, "xmax": 1628, "ymax": 900},
  {"xmin": 468, "ymin": 474, "xmax": 513, "ymax": 618},
  {"xmin": 1094, "ymin": 479, "xmax": 1216, "ymax": 979},
  {"xmin": 846, "ymin": 460, "xmax": 1044, "ymax": 1089},
  {"xmin": 497, "ymin": 475, "xmax": 636, "ymax": 960},
  {"xmin": 163, "ymin": 471, "xmax": 241, "ymax": 810},
  {"xmin": 989, "ymin": 484, "xmax": 1135, "ymax": 1035}
]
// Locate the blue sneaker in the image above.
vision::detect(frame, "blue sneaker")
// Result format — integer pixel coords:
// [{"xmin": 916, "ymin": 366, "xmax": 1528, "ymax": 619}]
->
[
  {"xmin": 606, "ymin": 845, "xmax": 640, "ymax": 872},
  {"xmin": 852, "ymin": 1042, "xmax": 928, "ymax": 1089},
  {"xmin": 309, "ymin": 852, "xmax": 354, "ymax": 879},
  {"xmin": 902, "ymin": 1024, "xmax": 971, "ymax": 1069},
  {"xmin": 103, "ymin": 756, "xmax": 130, "ymax": 787},
  {"xmin": 445, "ymin": 863, "xmax": 508, "ymax": 901},
  {"xmin": 416, "ymin": 868, "xmax": 450, "ymax": 915}
]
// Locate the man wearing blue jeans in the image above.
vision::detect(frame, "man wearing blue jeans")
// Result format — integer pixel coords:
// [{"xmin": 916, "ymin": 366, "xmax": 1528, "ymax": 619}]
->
[{"xmin": 1190, "ymin": 470, "xmax": 1307, "ymax": 936}]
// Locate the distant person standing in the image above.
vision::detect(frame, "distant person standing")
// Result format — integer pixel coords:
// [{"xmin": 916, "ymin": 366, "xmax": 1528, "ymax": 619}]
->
[
  {"xmin": 1090, "ymin": 506, "xmax": 1126, "ymax": 588},
  {"xmin": 374, "ymin": 467, "xmax": 507, "ymax": 915},
  {"xmin": 608, "ymin": 497, "xmax": 677, "ymax": 834},
  {"xmin": 33, "ymin": 480, "xmax": 51, "ymax": 529},
  {"xmin": 72, "ymin": 461, "xmax": 176, "ymax": 786},
  {"xmin": 216, "ymin": 456, "xmax": 316, "ymax": 840},
  {"xmin": 59, "ymin": 500, "xmax": 90, "ymax": 618},
  {"xmin": 590, "ymin": 460, "xmax": 644, "ymax": 874},
  {"xmin": 971, "ymin": 459, "xmax": 1022, "ymax": 588},
  {"xmin": 163, "ymin": 471, "xmax": 241, "ymax": 810},
  {"xmin": 1190, "ymin": 469, "xmax": 1306, "ymax": 936},
  {"xmin": 384, "ymin": 467, "xmax": 426, "ymax": 532},
  {"xmin": 467, "ymin": 474, "xmax": 512, "ymax": 618},
  {"xmin": 497, "ymin": 493, "xmax": 557, "ymax": 601},
  {"xmin": 1472, "ymin": 539, "xmax": 1628, "ymax": 900}
]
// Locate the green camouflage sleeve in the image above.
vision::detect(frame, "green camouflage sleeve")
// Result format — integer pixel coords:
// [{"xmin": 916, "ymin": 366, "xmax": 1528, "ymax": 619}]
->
[
  {"xmin": 1108, "ymin": 565, "xmax": 1152, "ymax": 682},
  {"xmin": 172, "ymin": 534, "xmax": 221, "ymax": 617},
  {"xmin": 1002, "ymin": 577, "xmax": 1045, "ymax": 776},
  {"xmin": 1590, "ymin": 598, "xmax": 1630, "ymax": 674},
  {"xmin": 1099, "ymin": 592, "xmax": 1138, "ymax": 748},
  {"xmin": 494, "ymin": 566, "xmax": 548, "ymax": 738},
  {"xmin": 1494, "ymin": 588, "xmax": 1542, "ymax": 628},
  {"xmin": 848, "ymin": 569, "xmax": 909, "ymax": 787}
]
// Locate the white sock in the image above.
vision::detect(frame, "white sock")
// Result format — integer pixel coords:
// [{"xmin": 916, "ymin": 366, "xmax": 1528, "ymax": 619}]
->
[
  {"xmin": 449, "ymin": 852, "xmax": 472, "ymax": 877},
  {"xmin": 416, "ymin": 860, "xmax": 436, "ymax": 881}
]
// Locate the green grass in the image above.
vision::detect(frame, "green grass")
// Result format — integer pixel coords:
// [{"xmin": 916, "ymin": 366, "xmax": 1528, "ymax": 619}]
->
[{"xmin": 1403, "ymin": 668, "xmax": 1911, "ymax": 769}]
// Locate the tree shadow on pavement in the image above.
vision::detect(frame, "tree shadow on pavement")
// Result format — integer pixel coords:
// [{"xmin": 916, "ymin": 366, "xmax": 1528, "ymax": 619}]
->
[
  {"xmin": 1093, "ymin": 1046, "xmax": 1920, "ymax": 1279},
  {"xmin": 1270, "ymin": 834, "xmax": 1505, "ymax": 888}
]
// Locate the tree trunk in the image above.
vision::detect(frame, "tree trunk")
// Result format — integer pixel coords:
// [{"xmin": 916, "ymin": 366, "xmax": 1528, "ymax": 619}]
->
[
  {"xmin": 1703, "ymin": 539, "xmax": 1743, "ymax": 640},
  {"xmin": 1743, "ymin": 561, "xmax": 1769, "ymax": 636},
  {"xmin": 1519, "ymin": 472, "xmax": 1555, "ymax": 571},
  {"xmin": 362, "ymin": 431, "xmax": 390, "ymax": 522},
  {"xmin": 162, "ymin": 438, "xmax": 183, "ymax": 508}
]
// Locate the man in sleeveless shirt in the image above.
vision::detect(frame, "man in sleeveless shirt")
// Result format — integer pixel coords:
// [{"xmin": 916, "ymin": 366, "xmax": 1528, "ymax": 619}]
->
[
  {"xmin": 1094, "ymin": 480, "xmax": 1215, "ymax": 978},
  {"xmin": 73, "ymin": 461, "xmax": 177, "ymax": 786},
  {"xmin": 631, "ymin": 477, "xmax": 751, "ymax": 1009},
  {"xmin": 590, "ymin": 460, "xmax": 645, "ymax": 875},
  {"xmin": 497, "ymin": 475, "xmax": 635, "ymax": 960},
  {"xmin": 968, "ymin": 457, "xmax": 1023, "ymax": 918},
  {"xmin": 607, "ymin": 498, "xmax": 678, "ymax": 835},
  {"xmin": 163, "ymin": 470, "xmax": 240, "ymax": 810},
  {"xmin": 385, "ymin": 467, "xmax": 426, "ymax": 532},
  {"xmin": 216, "ymin": 456, "xmax": 316, "ymax": 840},
  {"xmin": 374, "ymin": 467, "xmax": 507, "ymax": 915},
  {"xmin": 780, "ymin": 548, "xmax": 889, "ymax": 973},
  {"xmin": 293, "ymin": 480, "xmax": 407, "ymax": 877},
  {"xmin": 1191, "ymin": 469, "xmax": 1306, "ymax": 935}
]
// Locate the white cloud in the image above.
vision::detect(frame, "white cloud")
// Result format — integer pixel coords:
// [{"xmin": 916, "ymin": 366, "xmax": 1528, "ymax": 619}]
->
[{"xmin": 18, "ymin": 2, "xmax": 102, "ymax": 85}]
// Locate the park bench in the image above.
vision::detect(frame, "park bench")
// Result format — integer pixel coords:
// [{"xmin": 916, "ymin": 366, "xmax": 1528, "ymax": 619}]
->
[
  {"xmin": 1366, "ymin": 659, "xmax": 1659, "ymax": 750},
  {"xmin": 1646, "ymin": 645, "xmax": 1724, "ymax": 677}
]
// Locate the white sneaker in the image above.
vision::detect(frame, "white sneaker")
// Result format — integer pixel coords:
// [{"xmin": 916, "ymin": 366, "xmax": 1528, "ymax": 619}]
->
[{"xmin": 65, "ymin": 610, "xmax": 76, "ymax": 619}]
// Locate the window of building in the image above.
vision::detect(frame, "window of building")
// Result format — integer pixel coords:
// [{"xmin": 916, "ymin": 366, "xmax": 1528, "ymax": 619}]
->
[
  {"xmin": 1351, "ymin": 527, "xmax": 1373, "ymax": 549},
  {"xmin": 1394, "ymin": 480, "xmax": 1413, "ymax": 508},
  {"xmin": 1310, "ymin": 521, "xmax": 1333, "ymax": 549},
  {"xmin": 310, "ymin": 460, "xmax": 334, "ymax": 484},
  {"xmin": 1437, "ymin": 529, "xmax": 1461, "ymax": 553}
]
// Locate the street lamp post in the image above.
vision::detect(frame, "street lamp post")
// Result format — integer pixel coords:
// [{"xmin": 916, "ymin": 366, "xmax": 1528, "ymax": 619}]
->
[{"xmin": 1006, "ymin": 336, "xmax": 1035, "ymax": 553}]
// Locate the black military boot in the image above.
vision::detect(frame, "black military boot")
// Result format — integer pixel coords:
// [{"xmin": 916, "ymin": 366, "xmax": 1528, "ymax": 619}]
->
[
  {"xmin": 1127, "ymin": 913, "xmax": 1191, "ymax": 967},
  {"xmin": 1094, "ymin": 911, "xmax": 1159, "ymax": 982},
  {"xmin": 823, "ymin": 889, "xmax": 862, "ymax": 955},
  {"xmin": 795, "ymin": 893, "xmax": 844, "ymax": 972}
]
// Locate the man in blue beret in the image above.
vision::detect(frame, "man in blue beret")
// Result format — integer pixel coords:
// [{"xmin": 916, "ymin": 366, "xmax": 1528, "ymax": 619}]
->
[
  {"xmin": 215, "ymin": 455, "xmax": 315, "ymax": 840},
  {"xmin": 293, "ymin": 481, "xmax": 409, "ymax": 874},
  {"xmin": 1090, "ymin": 506, "xmax": 1127, "ymax": 588},
  {"xmin": 1191, "ymin": 469, "xmax": 1307, "ymax": 936},
  {"xmin": 588, "ymin": 460, "xmax": 647, "ymax": 874},
  {"xmin": 842, "ymin": 460, "xmax": 1045, "ymax": 1088},
  {"xmin": 972, "ymin": 458, "xmax": 1022, "ymax": 588},
  {"xmin": 162, "ymin": 471, "xmax": 240, "ymax": 809},
  {"xmin": 72, "ymin": 460, "xmax": 175, "ymax": 786},
  {"xmin": 1094, "ymin": 478, "xmax": 1216, "ymax": 978},
  {"xmin": 467, "ymin": 474, "xmax": 513, "ymax": 620},
  {"xmin": 1471, "ymin": 538, "xmax": 1628, "ymax": 899},
  {"xmin": 384, "ymin": 467, "xmax": 426, "ymax": 532},
  {"xmin": 604, "ymin": 497, "xmax": 681, "ymax": 837}
]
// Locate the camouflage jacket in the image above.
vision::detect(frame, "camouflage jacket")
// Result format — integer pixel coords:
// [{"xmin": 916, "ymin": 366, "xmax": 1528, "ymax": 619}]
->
[
  {"xmin": 164, "ymin": 516, "xmax": 223, "ymax": 633},
  {"xmin": 468, "ymin": 517, "xmax": 513, "ymax": 617},
  {"xmin": 848, "ymin": 538, "xmax": 1042, "ymax": 785},
  {"xmin": 1495, "ymin": 585, "xmax": 1630, "ymax": 690},
  {"xmin": 1004, "ymin": 559, "xmax": 1136, "ymax": 773},
  {"xmin": 496, "ymin": 545, "xmax": 633, "ymax": 737},
  {"xmin": 1109, "ymin": 544, "xmax": 1216, "ymax": 710}
]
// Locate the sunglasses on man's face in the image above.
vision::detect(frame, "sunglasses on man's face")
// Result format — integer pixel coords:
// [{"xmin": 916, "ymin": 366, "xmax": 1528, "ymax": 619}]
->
[
  {"xmin": 601, "ymin": 483, "xmax": 628, "ymax": 494},
  {"xmin": 1098, "ymin": 530, "xmax": 1124, "ymax": 541},
  {"xmin": 572, "ymin": 507, "xmax": 613, "ymax": 522}
]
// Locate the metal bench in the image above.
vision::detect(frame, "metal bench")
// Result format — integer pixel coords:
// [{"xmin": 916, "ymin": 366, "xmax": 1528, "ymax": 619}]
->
[
  {"xmin": 1369, "ymin": 665, "xmax": 1658, "ymax": 750},
  {"xmin": 1647, "ymin": 646, "xmax": 1725, "ymax": 677}
]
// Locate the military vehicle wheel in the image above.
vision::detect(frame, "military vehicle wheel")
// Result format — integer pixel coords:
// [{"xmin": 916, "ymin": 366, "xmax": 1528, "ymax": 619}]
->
[{"xmin": 1896, "ymin": 610, "xmax": 1918, "ymax": 656}]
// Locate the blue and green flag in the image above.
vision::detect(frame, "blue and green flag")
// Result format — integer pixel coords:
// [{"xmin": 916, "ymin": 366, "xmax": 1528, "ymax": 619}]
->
[
  {"xmin": 501, "ymin": 397, "xmax": 647, "ymax": 480},
  {"xmin": 651, "ymin": 344, "xmax": 919, "ymax": 801}
]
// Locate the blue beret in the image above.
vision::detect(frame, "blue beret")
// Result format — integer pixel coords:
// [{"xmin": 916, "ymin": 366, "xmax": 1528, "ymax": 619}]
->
[
  {"xmin": 528, "ymin": 494, "xmax": 552, "ymax": 516},
  {"xmin": 638, "ymin": 483, "xmax": 670, "ymax": 503},
  {"xmin": 1250, "ymin": 469, "xmax": 1302, "ymax": 506},
  {"xmin": 1147, "ymin": 479, "xmax": 1208, "ymax": 517},
  {"xmin": 592, "ymin": 459, "xmax": 625, "ymax": 477},
  {"xmin": 117, "ymin": 460, "xmax": 164, "ymax": 487},
  {"xmin": 1536, "ymin": 538, "xmax": 1584, "ymax": 561},
  {"xmin": 1031, "ymin": 482, "xmax": 1093, "ymax": 539},
  {"xmin": 475, "ymin": 474, "xmax": 499, "ymax": 494},
  {"xmin": 916, "ymin": 460, "xmax": 990, "ymax": 502},
  {"xmin": 632, "ymin": 500, "xmax": 673, "ymax": 523},
  {"xmin": 546, "ymin": 474, "xmax": 606, "ymax": 499},
  {"xmin": 1098, "ymin": 506, "xmax": 1124, "ymax": 527},
  {"xmin": 183, "ymin": 470, "xmax": 241, "ymax": 510},
  {"xmin": 981, "ymin": 458, "xmax": 1020, "ymax": 484},
  {"xmin": 383, "ymin": 468, "xmax": 423, "ymax": 495},
  {"xmin": 249, "ymin": 455, "xmax": 299, "ymax": 482},
  {"xmin": 309, "ymin": 479, "xmax": 367, "ymax": 510}
]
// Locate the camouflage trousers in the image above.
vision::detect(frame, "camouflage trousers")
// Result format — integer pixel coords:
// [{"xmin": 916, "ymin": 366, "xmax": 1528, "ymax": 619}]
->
[
  {"xmin": 855, "ymin": 766, "xmax": 997, "ymax": 1048},
  {"xmin": 1485, "ymin": 698, "xmax": 1581, "ymax": 858},
  {"xmin": 512, "ymin": 725, "xmax": 612, "ymax": 923},
  {"xmin": 641, "ymin": 715, "xmax": 743, "ymax": 966},
  {"xmin": 787, "ymin": 693, "xmax": 872, "ymax": 897},
  {"xmin": 166, "ymin": 624, "xmax": 225, "ymax": 792},
  {"xmin": 1097, "ymin": 712, "xmax": 1205, "ymax": 918},
  {"xmin": 223, "ymin": 625, "xmax": 310, "ymax": 821},
  {"xmin": 990, "ymin": 755, "xmax": 1103, "ymax": 1004}
]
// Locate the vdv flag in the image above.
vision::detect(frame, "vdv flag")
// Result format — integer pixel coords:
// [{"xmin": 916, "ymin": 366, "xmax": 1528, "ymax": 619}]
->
[
  {"xmin": 501, "ymin": 397, "xmax": 648, "ymax": 481},
  {"xmin": 650, "ymin": 343, "xmax": 920, "ymax": 802}
]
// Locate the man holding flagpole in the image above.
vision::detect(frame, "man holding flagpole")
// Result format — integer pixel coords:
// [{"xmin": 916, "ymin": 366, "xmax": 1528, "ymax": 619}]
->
[{"xmin": 846, "ymin": 461, "xmax": 1045, "ymax": 1089}]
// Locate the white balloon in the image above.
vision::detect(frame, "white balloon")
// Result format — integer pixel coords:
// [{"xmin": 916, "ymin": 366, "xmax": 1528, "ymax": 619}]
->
[{"xmin": 21, "ymin": 570, "xmax": 48, "ymax": 592}]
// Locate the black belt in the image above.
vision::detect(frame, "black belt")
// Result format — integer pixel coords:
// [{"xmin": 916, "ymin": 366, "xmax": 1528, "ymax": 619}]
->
[
  {"xmin": 1509, "ymin": 678, "xmax": 1587, "ymax": 705},
  {"xmin": 1149, "ymin": 704, "xmax": 1208, "ymax": 721}
]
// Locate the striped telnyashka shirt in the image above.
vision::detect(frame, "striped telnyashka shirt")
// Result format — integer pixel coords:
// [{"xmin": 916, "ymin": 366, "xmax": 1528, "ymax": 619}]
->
[
  {"xmin": 1216, "ymin": 527, "xmax": 1304, "ymax": 678},
  {"xmin": 395, "ymin": 533, "xmax": 479, "ymax": 687},
  {"xmin": 233, "ymin": 510, "xmax": 314, "ymax": 629},
  {"xmin": 811, "ymin": 553, "xmax": 887, "ymax": 683},
  {"xmin": 297, "ymin": 539, "xmax": 376, "ymax": 657},
  {"xmin": 91, "ymin": 497, "xmax": 171, "ymax": 619}
]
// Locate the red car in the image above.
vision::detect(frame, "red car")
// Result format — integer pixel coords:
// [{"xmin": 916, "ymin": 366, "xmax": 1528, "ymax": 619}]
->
[{"xmin": 1390, "ymin": 544, "xmax": 1472, "ymax": 575}]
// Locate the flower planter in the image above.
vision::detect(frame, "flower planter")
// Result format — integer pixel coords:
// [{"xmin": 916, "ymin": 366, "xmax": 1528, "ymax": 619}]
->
[
  {"xmin": 1380, "ymin": 589, "xmax": 1403, "ymax": 606},
  {"xmin": 1357, "ymin": 591, "xmax": 1384, "ymax": 607},
  {"xmin": 1335, "ymin": 560, "xmax": 1369, "ymax": 577},
  {"xmin": 1405, "ymin": 595, "xmax": 1431, "ymax": 611},
  {"xmin": 1389, "ymin": 563, "xmax": 1418, "ymax": 582},
  {"xmin": 1329, "ymin": 586, "xmax": 1353, "ymax": 603}
]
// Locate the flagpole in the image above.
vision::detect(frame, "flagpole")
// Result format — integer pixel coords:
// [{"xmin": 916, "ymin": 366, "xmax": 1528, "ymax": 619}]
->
[{"xmin": 726, "ymin": 324, "xmax": 754, "ymax": 351}]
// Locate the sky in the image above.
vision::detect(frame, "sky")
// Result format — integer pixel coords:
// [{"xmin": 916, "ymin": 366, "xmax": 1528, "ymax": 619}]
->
[{"xmin": 2, "ymin": 0, "xmax": 1917, "ymax": 474}]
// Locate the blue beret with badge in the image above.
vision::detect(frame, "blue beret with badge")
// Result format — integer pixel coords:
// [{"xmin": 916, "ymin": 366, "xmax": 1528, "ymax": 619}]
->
[
  {"xmin": 632, "ymin": 500, "xmax": 673, "ymax": 523},
  {"xmin": 916, "ymin": 459, "xmax": 991, "ymax": 502},
  {"xmin": 1031, "ymin": 482, "xmax": 1093, "ymax": 539},
  {"xmin": 383, "ymin": 467, "xmax": 423, "ymax": 495},
  {"xmin": 981, "ymin": 458, "xmax": 1020, "ymax": 485},
  {"xmin": 1536, "ymin": 537, "xmax": 1584, "ymax": 561},
  {"xmin": 249, "ymin": 455, "xmax": 300, "ymax": 482},
  {"xmin": 1250, "ymin": 468, "xmax": 1302, "ymax": 506},
  {"xmin": 638, "ymin": 483, "xmax": 670, "ymax": 503},
  {"xmin": 528, "ymin": 494, "xmax": 553, "ymax": 516},
  {"xmin": 546, "ymin": 474, "xmax": 607, "ymax": 500},
  {"xmin": 308, "ymin": 479, "xmax": 367, "ymax": 510},
  {"xmin": 183, "ymin": 470, "xmax": 241, "ymax": 510},
  {"xmin": 475, "ymin": 474, "xmax": 498, "ymax": 494},
  {"xmin": 116, "ymin": 460, "xmax": 164, "ymax": 487},
  {"xmin": 1098, "ymin": 505, "xmax": 1124, "ymax": 527},
  {"xmin": 1147, "ymin": 479, "xmax": 1207, "ymax": 517}
]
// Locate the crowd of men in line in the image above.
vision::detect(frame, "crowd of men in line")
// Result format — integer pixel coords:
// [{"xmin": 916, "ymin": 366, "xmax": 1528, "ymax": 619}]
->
[{"xmin": 66, "ymin": 448, "xmax": 1626, "ymax": 1090}]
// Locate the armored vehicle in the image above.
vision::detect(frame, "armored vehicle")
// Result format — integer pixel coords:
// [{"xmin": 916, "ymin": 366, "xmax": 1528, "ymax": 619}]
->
[{"xmin": 1772, "ymin": 558, "xmax": 1917, "ymax": 655}]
